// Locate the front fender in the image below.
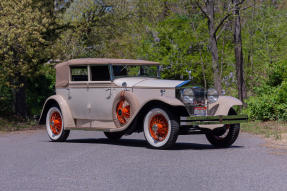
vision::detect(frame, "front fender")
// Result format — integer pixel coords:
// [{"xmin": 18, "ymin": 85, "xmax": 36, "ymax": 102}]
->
[
  {"xmin": 212, "ymin": 96, "xmax": 242, "ymax": 116},
  {"xmin": 39, "ymin": 95, "xmax": 76, "ymax": 128},
  {"xmin": 109, "ymin": 95, "xmax": 184, "ymax": 132},
  {"xmin": 199, "ymin": 96, "xmax": 243, "ymax": 129}
]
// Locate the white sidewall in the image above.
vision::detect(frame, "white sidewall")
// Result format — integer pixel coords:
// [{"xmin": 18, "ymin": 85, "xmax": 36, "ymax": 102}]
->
[
  {"xmin": 46, "ymin": 107, "xmax": 64, "ymax": 141},
  {"xmin": 144, "ymin": 108, "xmax": 171, "ymax": 148}
]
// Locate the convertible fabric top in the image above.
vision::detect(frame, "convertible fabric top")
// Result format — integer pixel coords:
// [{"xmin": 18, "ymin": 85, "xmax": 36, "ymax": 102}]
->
[{"xmin": 55, "ymin": 58, "xmax": 160, "ymax": 88}]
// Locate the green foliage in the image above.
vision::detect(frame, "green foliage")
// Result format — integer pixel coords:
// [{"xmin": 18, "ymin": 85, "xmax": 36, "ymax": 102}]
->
[
  {"xmin": 55, "ymin": 0, "xmax": 134, "ymax": 59},
  {"xmin": 244, "ymin": 92, "xmax": 277, "ymax": 121},
  {"xmin": 0, "ymin": 0, "xmax": 55, "ymax": 89},
  {"xmin": 242, "ymin": 3, "xmax": 287, "ymax": 89},
  {"xmin": 0, "ymin": 83, "xmax": 13, "ymax": 114},
  {"xmin": 26, "ymin": 65, "xmax": 56, "ymax": 115},
  {"xmin": 244, "ymin": 78, "xmax": 287, "ymax": 121},
  {"xmin": 240, "ymin": 2, "xmax": 287, "ymax": 122},
  {"xmin": 137, "ymin": 14, "xmax": 213, "ymax": 86}
]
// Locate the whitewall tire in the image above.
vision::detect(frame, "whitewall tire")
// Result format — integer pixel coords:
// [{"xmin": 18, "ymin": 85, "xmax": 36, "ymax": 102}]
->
[
  {"xmin": 143, "ymin": 107, "xmax": 179, "ymax": 149},
  {"xmin": 46, "ymin": 106, "xmax": 70, "ymax": 142}
]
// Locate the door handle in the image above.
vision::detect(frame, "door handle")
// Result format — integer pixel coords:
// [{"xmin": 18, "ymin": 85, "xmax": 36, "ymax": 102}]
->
[
  {"xmin": 105, "ymin": 88, "xmax": 112, "ymax": 99},
  {"xmin": 66, "ymin": 87, "xmax": 72, "ymax": 99}
]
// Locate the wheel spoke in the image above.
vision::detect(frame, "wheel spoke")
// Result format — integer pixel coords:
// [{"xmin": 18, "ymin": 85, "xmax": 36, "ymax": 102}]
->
[
  {"xmin": 149, "ymin": 114, "xmax": 168, "ymax": 142},
  {"xmin": 50, "ymin": 111, "xmax": 62, "ymax": 135},
  {"xmin": 116, "ymin": 99, "xmax": 131, "ymax": 125}
]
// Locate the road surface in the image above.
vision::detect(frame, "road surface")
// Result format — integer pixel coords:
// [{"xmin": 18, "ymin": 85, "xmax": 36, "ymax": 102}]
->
[{"xmin": 0, "ymin": 130, "xmax": 286, "ymax": 191}]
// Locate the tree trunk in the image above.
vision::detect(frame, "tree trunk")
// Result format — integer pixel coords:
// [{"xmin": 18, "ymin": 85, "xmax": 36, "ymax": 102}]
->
[
  {"xmin": 200, "ymin": 51, "xmax": 207, "ymax": 89},
  {"xmin": 233, "ymin": 0, "xmax": 247, "ymax": 106},
  {"xmin": 206, "ymin": 0, "xmax": 222, "ymax": 93},
  {"xmin": 14, "ymin": 77, "xmax": 28, "ymax": 118}
]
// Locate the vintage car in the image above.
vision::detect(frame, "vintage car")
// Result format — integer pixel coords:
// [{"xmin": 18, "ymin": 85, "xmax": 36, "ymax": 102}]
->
[{"xmin": 39, "ymin": 58, "xmax": 248, "ymax": 149}]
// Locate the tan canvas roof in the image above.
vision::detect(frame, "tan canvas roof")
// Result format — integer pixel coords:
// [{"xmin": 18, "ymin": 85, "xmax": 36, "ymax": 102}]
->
[
  {"xmin": 55, "ymin": 58, "xmax": 160, "ymax": 88},
  {"xmin": 56, "ymin": 58, "xmax": 159, "ymax": 68}
]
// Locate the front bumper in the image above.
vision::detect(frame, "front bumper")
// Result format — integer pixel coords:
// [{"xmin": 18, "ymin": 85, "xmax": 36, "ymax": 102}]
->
[{"xmin": 180, "ymin": 115, "xmax": 248, "ymax": 126}]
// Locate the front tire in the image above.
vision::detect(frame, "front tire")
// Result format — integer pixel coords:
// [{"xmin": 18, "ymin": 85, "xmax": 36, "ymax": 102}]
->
[
  {"xmin": 143, "ymin": 107, "xmax": 179, "ymax": 149},
  {"xmin": 205, "ymin": 109, "xmax": 240, "ymax": 148},
  {"xmin": 46, "ymin": 106, "xmax": 70, "ymax": 142}
]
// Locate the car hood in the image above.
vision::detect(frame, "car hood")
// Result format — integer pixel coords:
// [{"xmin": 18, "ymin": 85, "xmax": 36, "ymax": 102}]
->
[{"xmin": 113, "ymin": 77, "xmax": 189, "ymax": 88}]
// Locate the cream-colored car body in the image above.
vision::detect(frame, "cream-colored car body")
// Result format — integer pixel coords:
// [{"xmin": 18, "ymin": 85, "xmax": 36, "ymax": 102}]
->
[
  {"xmin": 40, "ymin": 95, "xmax": 75, "ymax": 128},
  {"xmin": 39, "ymin": 58, "xmax": 242, "ymax": 132}
]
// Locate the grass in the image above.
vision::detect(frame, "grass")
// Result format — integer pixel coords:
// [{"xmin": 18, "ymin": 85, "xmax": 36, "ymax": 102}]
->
[
  {"xmin": 0, "ymin": 117, "xmax": 39, "ymax": 132},
  {"xmin": 241, "ymin": 121, "xmax": 287, "ymax": 140}
]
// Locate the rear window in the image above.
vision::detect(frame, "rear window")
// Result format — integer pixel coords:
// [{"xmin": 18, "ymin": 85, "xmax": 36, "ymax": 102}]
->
[
  {"xmin": 71, "ymin": 66, "xmax": 88, "ymax": 81},
  {"xmin": 90, "ymin": 65, "xmax": 110, "ymax": 81}
]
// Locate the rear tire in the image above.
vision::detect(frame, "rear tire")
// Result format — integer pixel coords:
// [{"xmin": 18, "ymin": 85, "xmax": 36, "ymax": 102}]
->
[
  {"xmin": 205, "ymin": 109, "xmax": 240, "ymax": 148},
  {"xmin": 46, "ymin": 106, "xmax": 70, "ymax": 142},
  {"xmin": 104, "ymin": 132, "xmax": 124, "ymax": 141},
  {"xmin": 143, "ymin": 107, "xmax": 179, "ymax": 149}
]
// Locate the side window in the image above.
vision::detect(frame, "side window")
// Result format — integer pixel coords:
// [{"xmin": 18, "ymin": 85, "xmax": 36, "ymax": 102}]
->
[
  {"xmin": 91, "ymin": 65, "xmax": 110, "ymax": 81},
  {"xmin": 71, "ymin": 66, "xmax": 88, "ymax": 81},
  {"xmin": 113, "ymin": 65, "xmax": 127, "ymax": 77}
]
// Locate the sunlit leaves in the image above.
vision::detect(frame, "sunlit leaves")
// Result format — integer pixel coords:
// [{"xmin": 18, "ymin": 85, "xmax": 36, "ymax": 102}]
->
[{"xmin": 0, "ymin": 0, "xmax": 54, "ymax": 89}]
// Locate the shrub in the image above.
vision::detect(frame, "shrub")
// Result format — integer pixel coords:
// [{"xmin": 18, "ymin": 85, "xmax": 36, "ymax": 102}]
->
[
  {"xmin": 244, "ymin": 94, "xmax": 277, "ymax": 121},
  {"xmin": 244, "ymin": 79, "xmax": 287, "ymax": 121}
]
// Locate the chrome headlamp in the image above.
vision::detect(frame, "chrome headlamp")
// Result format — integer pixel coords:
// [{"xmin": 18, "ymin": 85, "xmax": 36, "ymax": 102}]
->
[
  {"xmin": 207, "ymin": 88, "xmax": 219, "ymax": 103},
  {"xmin": 180, "ymin": 88, "xmax": 195, "ymax": 104}
]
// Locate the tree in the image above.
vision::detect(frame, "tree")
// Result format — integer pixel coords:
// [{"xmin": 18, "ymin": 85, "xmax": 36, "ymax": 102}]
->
[
  {"xmin": 233, "ymin": 0, "xmax": 247, "ymax": 105},
  {"xmin": 194, "ymin": 0, "xmax": 230, "ymax": 93},
  {"xmin": 55, "ymin": 0, "xmax": 134, "ymax": 59},
  {"xmin": 0, "ymin": 0, "xmax": 56, "ymax": 117}
]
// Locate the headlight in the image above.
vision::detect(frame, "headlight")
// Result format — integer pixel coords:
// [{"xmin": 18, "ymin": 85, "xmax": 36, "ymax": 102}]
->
[
  {"xmin": 207, "ymin": 88, "xmax": 219, "ymax": 103},
  {"xmin": 180, "ymin": 88, "xmax": 194, "ymax": 104}
]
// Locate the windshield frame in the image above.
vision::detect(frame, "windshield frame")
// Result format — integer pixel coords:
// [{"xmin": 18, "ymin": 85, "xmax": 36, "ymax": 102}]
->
[{"xmin": 110, "ymin": 64, "xmax": 161, "ymax": 80}]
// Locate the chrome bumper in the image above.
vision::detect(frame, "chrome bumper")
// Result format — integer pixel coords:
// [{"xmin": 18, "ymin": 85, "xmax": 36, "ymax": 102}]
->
[{"xmin": 180, "ymin": 115, "xmax": 248, "ymax": 126}]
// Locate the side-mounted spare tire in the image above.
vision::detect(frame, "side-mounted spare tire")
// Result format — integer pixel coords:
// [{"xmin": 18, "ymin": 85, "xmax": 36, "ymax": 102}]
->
[{"xmin": 112, "ymin": 91, "xmax": 140, "ymax": 128}]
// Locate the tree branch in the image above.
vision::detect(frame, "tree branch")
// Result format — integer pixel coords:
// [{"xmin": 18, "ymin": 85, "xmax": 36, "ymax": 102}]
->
[
  {"xmin": 216, "ymin": 23, "xmax": 228, "ymax": 41},
  {"xmin": 195, "ymin": 0, "xmax": 210, "ymax": 20},
  {"xmin": 240, "ymin": 5, "xmax": 254, "ymax": 11},
  {"xmin": 214, "ymin": 1, "xmax": 251, "ymax": 37},
  {"xmin": 214, "ymin": 13, "xmax": 232, "ymax": 36},
  {"xmin": 236, "ymin": 0, "xmax": 246, "ymax": 7}
]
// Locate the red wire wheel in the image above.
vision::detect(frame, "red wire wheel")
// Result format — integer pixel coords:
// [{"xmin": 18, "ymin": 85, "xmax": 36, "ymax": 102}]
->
[
  {"xmin": 112, "ymin": 91, "xmax": 139, "ymax": 128},
  {"xmin": 116, "ymin": 99, "xmax": 131, "ymax": 125},
  {"xmin": 49, "ymin": 111, "xmax": 62, "ymax": 135},
  {"xmin": 149, "ymin": 114, "xmax": 169, "ymax": 142}
]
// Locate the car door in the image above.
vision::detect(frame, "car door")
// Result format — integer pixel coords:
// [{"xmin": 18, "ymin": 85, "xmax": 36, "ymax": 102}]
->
[
  {"xmin": 86, "ymin": 65, "xmax": 117, "ymax": 121},
  {"xmin": 68, "ymin": 65, "xmax": 90, "ymax": 119},
  {"xmin": 68, "ymin": 64, "xmax": 119, "ymax": 121}
]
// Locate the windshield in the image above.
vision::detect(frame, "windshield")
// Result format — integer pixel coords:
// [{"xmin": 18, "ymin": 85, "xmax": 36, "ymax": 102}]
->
[{"xmin": 113, "ymin": 65, "xmax": 160, "ymax": 78}]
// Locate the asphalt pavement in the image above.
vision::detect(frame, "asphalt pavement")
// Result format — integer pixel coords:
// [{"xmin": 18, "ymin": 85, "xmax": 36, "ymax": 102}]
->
[{"xmin": 0, "ymin": 129, "xmax": 287, "ymax": 191}]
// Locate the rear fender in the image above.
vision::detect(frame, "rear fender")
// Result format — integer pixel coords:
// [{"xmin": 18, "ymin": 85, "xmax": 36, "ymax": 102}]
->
[{"xmin": 39, "ymin": 95, "xmax": 75, "ymax": 128}]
